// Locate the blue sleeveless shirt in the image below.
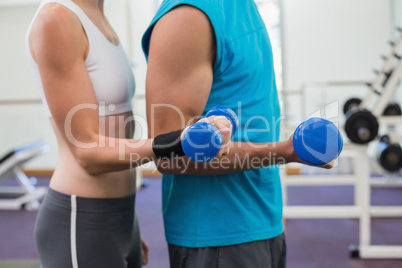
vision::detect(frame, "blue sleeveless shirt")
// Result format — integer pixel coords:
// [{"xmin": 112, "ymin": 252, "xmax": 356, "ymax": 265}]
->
[{"xmin": 142, "ymin": 0, "xmax": 282, "ymax": 247}]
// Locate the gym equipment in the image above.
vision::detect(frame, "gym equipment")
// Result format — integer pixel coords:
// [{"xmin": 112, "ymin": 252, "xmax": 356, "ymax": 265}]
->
[
  {"xmin": 182, "ymin": 107, "xmax": 238, "ymax": 162},
  {"xmin": 343, "ymin": 98, "xmax": 361, "ymax": 115},
  {"xmin": 341, "ymin": 27, "xmax": 402, "ymax": 144},
  {"xmin": 359, "ymin": 27, "xmax": 402, "ymax": 117},
  {"xmin": 376, "ymin": 135, "xmax": 402, "ymax": 172},
  {"xmin": 205, "ymin": 106, "xmax": 239, "ymax": 135},
  {"xmin": 184, "ymin": 111, "xmax": 344, "ymax": 164},
  {"xmin": 282, "ymin": 144, "xmax": 402, "ymax": 259},
  {"xmin": 382, "ymin": 102, "xmax": 402, "ymax": 116},
  {"xmin": 344, "ymin": 110, "xmax": 379, "ymax": 144},
  {"xmin": 293, "ymin": 117, "xmax": 343, "ymax": 165},
  {"xmin": 343, "ymin": 100, "xmax": 400, "ymax": 143},
  {"xmin": 182, "ymin": 122, "xmax": 223, "ymax": 162},
  {"xmin": 0, "ymin": 141, "xmax": 48, "ymax": 210},
  {"xmin": 282, "ymin": 26, "xmax": 402, "ymax": 259}
]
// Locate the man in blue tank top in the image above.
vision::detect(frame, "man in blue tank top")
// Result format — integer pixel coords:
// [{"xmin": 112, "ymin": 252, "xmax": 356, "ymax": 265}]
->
[{"xmin": 143, "ymin": 0, "xmax": 286, "ymax": 267}]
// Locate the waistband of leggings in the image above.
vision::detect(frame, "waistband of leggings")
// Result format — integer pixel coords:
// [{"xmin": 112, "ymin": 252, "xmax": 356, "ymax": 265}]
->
[{"xmin": 45, "ymin": 187, "xmax": 136, "ymax": 213}]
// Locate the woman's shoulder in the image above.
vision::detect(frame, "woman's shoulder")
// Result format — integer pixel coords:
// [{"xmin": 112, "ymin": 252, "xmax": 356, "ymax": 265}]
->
[
  {"xmin": 35, "ymin": 3, "xmax": 82, "ymax": 31},
  {"xmin": 31, "ymin": 3, "xmax": 85, "ymax": 46},
  {"xmin": 29, "ymin": 3, "xmax": 87, "ymax": 62}
]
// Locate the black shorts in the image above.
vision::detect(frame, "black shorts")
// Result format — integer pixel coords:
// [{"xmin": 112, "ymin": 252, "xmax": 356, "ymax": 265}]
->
[
  {"xmin": 35, "ymin": 188, "xmax": 142, "ymax": 268},
  {"xmin": 168, "ymin": 233, "xmax": 286, "ymax": 268}
]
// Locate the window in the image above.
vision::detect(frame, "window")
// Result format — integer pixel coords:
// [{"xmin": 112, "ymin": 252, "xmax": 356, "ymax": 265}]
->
[{"xmin": 256, "ymin": 0, "xmax": 283, "ymax": 105}]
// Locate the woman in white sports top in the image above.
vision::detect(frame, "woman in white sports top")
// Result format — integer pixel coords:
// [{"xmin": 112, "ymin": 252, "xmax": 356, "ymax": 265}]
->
[{"xmin": 26, "ymin": 0, "xmax": 232, "ymax": 267}]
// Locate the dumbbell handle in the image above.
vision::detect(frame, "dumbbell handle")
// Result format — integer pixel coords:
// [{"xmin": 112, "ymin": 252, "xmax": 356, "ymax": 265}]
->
[
  {"xmin": 205, "ymin": 106, "xmax": 239, "ymax": 135},
  {"xmin": 355, "ymin": 118, "xmax": 376, "ymax": 142},
  {"xmin": 182, "ymin": 107, "xmax": 238, "ymax": 162},
  {"xmin": 357, "ymin": 127, "xmax": 371, "ymax": 141}
]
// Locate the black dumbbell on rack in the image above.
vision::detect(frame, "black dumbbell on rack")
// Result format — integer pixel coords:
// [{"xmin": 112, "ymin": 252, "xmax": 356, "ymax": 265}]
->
[
  {"xmin": 377, "ymin": 135, "xmax": 402, "ymax": 172},
  {"xmin": 343, "ymin": 98, "xmax": 362, "ymax": 115},
  {"xmin": 343, "ymin": 98, "xmax": 378, "ymax": 144},
  {"xmin": 343, "ymin": 99, "xmax": 402, "ymax": 144},
  {"xmin": 382, "ymin": 102, "xmax": 402, "ymax": 116},
  {"xmin": 344, "ymin": 108, "xmax": 379, "ymax": 145}
]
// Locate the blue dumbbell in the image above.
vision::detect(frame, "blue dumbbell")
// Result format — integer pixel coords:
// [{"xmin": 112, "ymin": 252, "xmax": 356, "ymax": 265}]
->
[
  {"xmin": 182, "ymin": 107, "xmax": 239, "ymax": 163},
  {"xmin": 293, "ymin": 117, "xmax": 343, "ymax": 165},
  {"xmin": 204, "ymin": 107, "xmax": 239, "ymax": 135}
]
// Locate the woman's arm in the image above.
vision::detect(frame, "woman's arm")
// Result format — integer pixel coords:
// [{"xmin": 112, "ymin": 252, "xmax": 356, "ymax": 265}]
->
[{"xmin": 29, "ymin": 5, "xmax": 157, "ymax": 175}]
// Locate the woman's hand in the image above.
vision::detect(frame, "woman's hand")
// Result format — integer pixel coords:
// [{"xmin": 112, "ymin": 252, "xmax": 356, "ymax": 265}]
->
[
  {"xmin": 141, "ymin": 236, "xmax": 149, "ymax": 266},
  {"xmin": 181, "ymin": 115, "xmax": 233, "ymax": 158}
]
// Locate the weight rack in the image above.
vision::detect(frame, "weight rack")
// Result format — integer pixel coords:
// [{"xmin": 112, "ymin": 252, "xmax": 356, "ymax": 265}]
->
[
  {"xmin": 360, "ymin": 27, "xmax": 402, "ymax": 116},
  {"xmin": 282, "ymin": 143, "xmax": 402, "ymax": 259}
]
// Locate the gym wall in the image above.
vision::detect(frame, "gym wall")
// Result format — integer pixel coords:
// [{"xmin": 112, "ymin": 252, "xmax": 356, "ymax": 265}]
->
[
  {"xmin": 394, "ymin": 0, "xmax": 402, "ymax": 28},
  {"xmin": 0, "ymin": 3, "xmax": 51, "ymax": 168},
  {"xmin": 282, "ymin": 0, "xmax": 393, "ymax": 126}
]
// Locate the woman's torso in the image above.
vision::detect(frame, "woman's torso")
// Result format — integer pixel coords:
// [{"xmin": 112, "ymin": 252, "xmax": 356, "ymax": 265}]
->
[
  {"xmin": 27, "ymin": 0, "xmax": 136, "ymax": 198},
  {"xmin": 49, "ymin": 113, "xmax": 137, "ymax": 198}
]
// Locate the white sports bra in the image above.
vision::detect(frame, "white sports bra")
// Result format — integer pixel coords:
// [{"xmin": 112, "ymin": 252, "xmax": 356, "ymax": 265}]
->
[{"xmin": 25, "ymin": 0, "xmax": 135, "ymax": 117}]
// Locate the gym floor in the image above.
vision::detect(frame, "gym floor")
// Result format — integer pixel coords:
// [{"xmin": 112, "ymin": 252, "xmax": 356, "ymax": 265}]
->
[{"xmin": 1, "ymin": 176, "xmax": 402, "ymax": 268}]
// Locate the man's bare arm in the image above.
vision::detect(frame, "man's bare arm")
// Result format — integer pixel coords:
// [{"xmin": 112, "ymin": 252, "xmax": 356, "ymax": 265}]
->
[{"xmin": 146, "ymin": 5, "xmax": 215, "ymax": 134}]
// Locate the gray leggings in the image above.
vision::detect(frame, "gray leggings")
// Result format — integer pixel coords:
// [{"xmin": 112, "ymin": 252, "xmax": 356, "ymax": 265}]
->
[{"xmin": 35, "ymin": 188, "xmax": 142, "ymax": 268}]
